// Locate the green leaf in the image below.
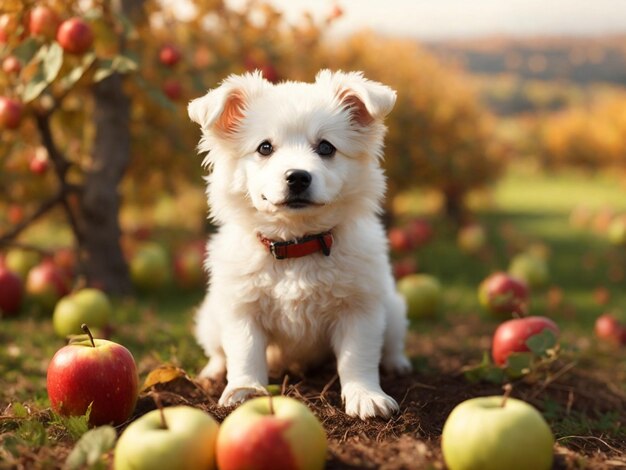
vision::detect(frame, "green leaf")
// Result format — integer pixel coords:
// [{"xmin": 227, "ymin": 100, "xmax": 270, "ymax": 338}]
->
[
  {"xmin": 12, "ymin": 37, "xmax": 40, "ymax": 63},
  {"xmin": 59, "ymin": 53, "xmax": 96, "ymax": 90},
  {"xmin": 504, "ymin": 352, "xmax": 533, "ymax": 379},
  {"xmin": 134, "ymin": 75, "xmax": 175, "ymax": 111},
  {"xmin": 21, "ymin": 43, "xmax": 64, "ymax": 103},
  {"xmin": 93, "ymin": 59, "xmax": 115, "ymax": 83},
  {"xmin": 17, "ymin": 420, "xmax": 47, "ymax": 447},
  {"xmin": 42, "ymin": 42, "xmax": 64, "ymax": 82},
  {"xmin": 64, "ymin": 425, "xmax": 117, "ymax": 470},
  {"xmin": 526, "ymin": 329, "xmax": 558, "ymax": 356},
  {"xmin": 112, "ymin": 54, "xmax": 138, "ymax": 74},
  {"xmin": 462, "ymin": 351, "xmax": 506, "ymax": 384},
  {"xmin": 11, "ymin": 402, "xmax": 29, "ymax": 418}
]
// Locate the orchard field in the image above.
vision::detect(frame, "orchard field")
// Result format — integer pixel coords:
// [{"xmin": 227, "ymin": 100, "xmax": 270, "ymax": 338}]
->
[{"xmin": 2, "ymin": 1, "xmax": 626, "ymax": 469}]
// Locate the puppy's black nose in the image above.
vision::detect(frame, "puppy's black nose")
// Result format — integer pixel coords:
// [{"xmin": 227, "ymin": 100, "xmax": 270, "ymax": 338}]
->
[{"xmin": 285, "ymin": 169, "xmax": 312, "ymax": 194}]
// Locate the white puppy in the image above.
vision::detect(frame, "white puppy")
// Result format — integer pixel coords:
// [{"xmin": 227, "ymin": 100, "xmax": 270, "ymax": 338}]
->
[{"xmin": 188, "ymin": 70, "xmax": 411, "ymax": 419}]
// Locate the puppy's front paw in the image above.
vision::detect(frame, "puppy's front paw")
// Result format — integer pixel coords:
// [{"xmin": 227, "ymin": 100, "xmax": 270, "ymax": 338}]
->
[
  {"xmin": 219, "ymin": 381, "xmax": 266, "ymax": 406},
  {"xmin": 382, "ymin": 354, "xmax": 412, "ymax": 376},
  {"xmin": 342, "ymin": 383, "xmax": 399, "ymax": 419}
]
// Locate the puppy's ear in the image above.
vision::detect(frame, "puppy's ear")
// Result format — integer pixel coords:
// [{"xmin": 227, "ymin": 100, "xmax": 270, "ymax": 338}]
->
[
  {"xmin": 317, "ymin": 70, "xmax": 397, "ymax": 126},
  {"xmin": 188, "ymin": 71, "xmax": 269, "ymax": 135}
]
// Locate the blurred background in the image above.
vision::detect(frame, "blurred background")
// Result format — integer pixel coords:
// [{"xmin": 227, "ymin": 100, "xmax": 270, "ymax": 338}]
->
[{"xmin": 2, "ymin": 0, "xmax": 626, "ymax": 350}]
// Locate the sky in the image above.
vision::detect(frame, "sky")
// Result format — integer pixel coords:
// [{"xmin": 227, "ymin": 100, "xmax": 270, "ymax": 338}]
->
[{"xmin": 226, "ymin": 0, "xmax": 626, "ymax": 40}]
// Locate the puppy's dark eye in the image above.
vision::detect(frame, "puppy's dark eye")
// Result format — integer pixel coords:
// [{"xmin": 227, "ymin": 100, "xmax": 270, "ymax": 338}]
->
[
  {"xmin": 257, "ymin": 140, "xmax": 274, "ymax": 157},
  {"xmin": 316, "ymin": 140, "xmax": 336, "ymax": 158}
]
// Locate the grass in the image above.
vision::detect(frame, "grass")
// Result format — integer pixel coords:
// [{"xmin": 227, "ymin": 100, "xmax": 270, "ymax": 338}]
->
[{"xmin": 2, "ymin": 166, "xmax": 626, "ymax": 467}]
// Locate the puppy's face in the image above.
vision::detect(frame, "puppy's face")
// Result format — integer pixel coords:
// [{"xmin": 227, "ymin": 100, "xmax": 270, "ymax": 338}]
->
[{"xmin": 189, "ymin": 70, "xmax": 396, "ymax": 234}]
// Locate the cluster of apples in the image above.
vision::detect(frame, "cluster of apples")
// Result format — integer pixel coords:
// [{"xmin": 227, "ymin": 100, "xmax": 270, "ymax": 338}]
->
[
  {"xmin": 388, "ymin": 217, "xmax": 433, "ymax": 279},
  {"xmin": 46, "ymin": 328, "xmax": 327, "ymax": 470},
  {"xmin": 158, "ymin": 43, "xmax": 184, "ymax": 101},
  {"xmin": 0, "ymin": 6, "xmax": 94, "ymax": 131},
  {"xmin": 570, "ymin": 204, "xmax": 626, "ymax": 247},
  {"xmin": 0, "ymin": 248, "xmax": 75, "ymax": 318}
]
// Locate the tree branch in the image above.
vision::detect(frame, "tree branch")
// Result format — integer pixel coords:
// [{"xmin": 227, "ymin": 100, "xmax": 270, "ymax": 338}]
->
[{"xmin": 0, "ymin": 191, "xmax": 64, "ymax": 244}]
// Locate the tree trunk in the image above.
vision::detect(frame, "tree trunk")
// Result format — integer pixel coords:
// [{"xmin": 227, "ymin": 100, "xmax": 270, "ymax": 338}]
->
[
  {"xmin": 443, "ymin": 187, "xmax": 467, "ymax": 227},
  {"xmin": 79, "ymin": 73, "xmax": 132, "ymax": 295}
]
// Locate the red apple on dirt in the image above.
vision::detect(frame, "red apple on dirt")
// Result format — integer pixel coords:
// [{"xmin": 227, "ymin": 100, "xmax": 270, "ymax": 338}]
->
[
  {"xmin": 162, "ymin": 78, "xmax": 182, "ymax": 101},
  {"xmin": 492, "ymin": 316, "xmax": 560, "ymax": 366},
  {"xmin": 159, "ymin": 44, "xmax": 182, "ymax": 67},
  {"xmin": 2, "ymin": 55, "xmax": 21, "ymax": 75},
  {"xmin": 28, "ymin": 5, "xmax": 60, "ymax": 39},
  {"xmin": 47, "ymin": 325, "xmax": 138, "ymax": 426},
  {"xmin": 216, "ymin": 396, "xmax": 327, "ymax": 470},
  {"xmin": 0, "ymin": 97, "xmax": 23, "ymax": 130},
  {"xmin": 594, "ymin": 313, "xmax": 626, "ymax": 345},
  {"xmin": 173, "ymin": 242, "xmax": 206, "ymax": 289},
  {"xmin": 0, "ymin": 264, "xmax": 23, "ymax": 317},
  {"xmin": 478, "ymin": 272, "xmax": 529, "ymax": 318},
  {"xmin": 25, "ymin": 259, "xmax": 70, "ymax": 311},
  {"xmin": 57, "ymin": 17, "xmax": 94, "ymax": 55}
]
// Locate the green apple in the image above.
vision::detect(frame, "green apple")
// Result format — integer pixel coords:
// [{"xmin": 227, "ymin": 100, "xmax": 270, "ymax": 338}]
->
[
  {"xmin": 397, "ymin": 274, "xmax": 442, "ymax": 319},
  {"xmin": 5, "ymin": 249, "xmax": 40, "ymax": 281},
  {"xmin": 53, "ymin": 288, "xmax": 112, "ymax": 338},
  {"xmin": 129, "ymin": 243, "xmax": 170, "ymax": 291},
  {"xmin": 442, "ymin": 396, "xmax": 554, "ymax": 470},
  {"xmin": 508, "ymin": 253, "xmax": 549, "ymax": 289},
  {"xmin": 114, "ymin": 406, "xmax": 219, "ymax": 470},
  {"xmin": 216, "ymin": 396, "xmax": 327, "ymax": 470}
]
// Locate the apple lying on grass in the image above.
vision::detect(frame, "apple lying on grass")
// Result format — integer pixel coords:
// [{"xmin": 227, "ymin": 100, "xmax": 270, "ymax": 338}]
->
[
  {"xmin": 492, "ymin": 316, "xmax": 560, "ymax": 366},
  {"xmin": 130, "ymin": 242, "xmax": 171, "ymax": 291},
  {"xmin": 397, "ymin": 274, "xmax": 442, "ymax": 319},
  {"xmin": 47, "ymin": 325, "xmax": 138, "ymax": 426},
  {"xmin": 4, "ymin": 249, "xmax": 40, "ymax": 281},
  {"xmin": 478, "ymin": 272, "xmax": 529, "ymax": 318},
  {"xmin": 216, "ymin": 396, "xmax": 327, "ymax": 470},
  {"xmin": 594, "ymin": 313, "xmax": 626, "ymax": 345},
  {"xmin": 442, "ymin": 391, "xmax": 554, "ymax": 470},
  {"xmin": 53, "ymin": 288, "xmax": 112, "ymax": 338},
  {"xmin": 26, "ymin": 259, "xmax": 70, "ymax": 311},
  {"xmin": 114, "ymin": 406, "xmax": 219, "ymax": 470},
  {"xmin": 508, "ymin": 252, "xmax": 549, "ymax": 289},
  {"xmin": 0, "ymin": 264, "xmax": 23, "ymax": 317}
]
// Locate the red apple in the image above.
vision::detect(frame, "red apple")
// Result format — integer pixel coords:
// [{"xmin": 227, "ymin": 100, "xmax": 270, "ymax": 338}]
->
[
  {"xmin": 2, "ymin": 55, "xmax": 21, "ymax": 75},
  {"xmin": 173, "ymin": 241, "xmax": 206, "ymax": 289},
  {"xmin": 0, "ymin": 97, "xmax": 23, "ymax": 130},
  {"xmin": 47, "ymin": 326, "xmax": 138, "ymax": 426},
  {"xmin": 56, "ymin": 17, "xmax": 94, "ymax": 55},
  {"xmin": 29, "ymin": 5, "xmax": 60, "ymax": 39},
  {"xmin": 594, "ymin": 313, "xmax": 626, "ymax": 345},
  {"xmin": 25, "ymin": 259, "xmax": 70, "ymax": 311},
  {"xmin": 159, "ymin": 44, "xmax": 182, "ymax": 67},
  {"xmin": 478, "ymin": 272, "xmax": 529, "ymax": 318},
  {"xmin": 0, "ymin": 264, "xmax": 23, "ymax": 317},
  {"xmin": 388, "ymin": 227, "xmax": 414, "ymax": 252},
  {"xmin": 406, "ymin": 218, "xmax": 433, "ymax": 247},
  {"xmin": 492, "ymin": 316, "xmax": 560, "ymax": 366},
  {"xmin": 259, "ymin": 64, "xmax": 279, "ymax": 83},
  {"xmin": 53, "ymin": 247, "xmax": 76, "ymax": 283},
  {"xmin": 216, "ymin": 396, "xmax": 327, "ymax": 470},
  {"xmin": 393, "ymin": 257, "xmax": 418, "ymax": 279},
  {"xmin": 29, "ymin": 154, "xmax": 50, "ymax": 175},
  {"xmin": 162, "ymin": 79, "xmax": 182, "ymax": 101}
]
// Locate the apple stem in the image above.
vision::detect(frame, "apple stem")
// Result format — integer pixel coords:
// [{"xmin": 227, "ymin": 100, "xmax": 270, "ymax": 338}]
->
[
  {"xmin": 80, "ymin": 324, "xmax": 96, "ymax": 348},
  {"xmin": 501, "ymin": 383, "xmax": 513, "ymax": 408},
  {"xmin": 268, "ymin": 392, "xmax": 275, "ymax": 415},
  {"xmin": 152, "ymin": 393, "xmax": 169, "ymax": 430}
]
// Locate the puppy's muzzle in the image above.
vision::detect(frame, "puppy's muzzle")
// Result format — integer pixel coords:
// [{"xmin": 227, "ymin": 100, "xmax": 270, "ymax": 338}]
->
[{"xmin": 285, "ymin": 169, "xmax": 312, "ymax": 195}]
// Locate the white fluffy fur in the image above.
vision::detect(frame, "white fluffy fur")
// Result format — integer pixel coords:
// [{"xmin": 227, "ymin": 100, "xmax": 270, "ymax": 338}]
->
[{"xmin": 189, "ymin": 70, "xmax": 411, "ymax": 419}]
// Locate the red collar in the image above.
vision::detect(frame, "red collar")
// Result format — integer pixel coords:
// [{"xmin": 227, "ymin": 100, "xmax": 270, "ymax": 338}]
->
[{"xmin": 257, "ymin": 231, "xmax": 333, "ymax": 260}]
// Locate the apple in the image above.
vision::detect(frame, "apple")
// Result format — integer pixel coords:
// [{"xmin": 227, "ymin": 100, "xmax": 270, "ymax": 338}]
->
[
  {"xmin": 173, "ymin": 242, "xmax": 206, "ymax": 289},
  {"xmin": 388, "ymin": 227, "xmax": 413, "ymax": 252},
  {"xmin": 406, "ymin": 218, "xmax": 433, "ymax": 247},
  {"xmin": 2, "ymin": 55, "xmax": 21, "ymax": 75},
  {"xmin": 162, "ymin": 79, "xmax": 182, "ymax": 101},
  {"xmin": 594, "ymin": 313, "xmax": 626, "ymax": 345},
  {"xmin": 392, "ymin": 257, "xmax": 417, "ymax": 279},
  {"xmin": 607, "ymin": 216, "xmax": 626, "ymax": 246},
  {"xmin": 259, "ymin": 64, "xmax": 278, "ymax": 83},
  {"xmin": 53, "ymin": 247, "xmax": 76, "ymax": 282},
  {"xmin": 442, "ymin": 395, "xmax": 554, "ymax": 470},
  {"xmin": 508, "ymin": 253, "xmax": 549, "ymax": 290},
  {"xmin": 397, "ymin": 274, "xmax": 442, "ymax": 319},
  {"xmin": 491, "ymin": 316, "xmax": 560, "ymax": 366},
  {"xmin": 57, "ymin": 17, "xmax": 94, "ymax": 55},
  {"xmin": 53, "ymin": 288, "xmax": 112, "ymax": 338},
  {"xmin": 159, "ymin": 44, "xmax": 182, "ymax": 67},
  {"xmin": 28, "ymin": 5, "xmax": 60, "ymax": 39},
  {"xmin": 5, "ymin": 249, "xmax": 40, "ymax": 281},
  {"xmin": 29, "ymin": 154, "xmax": 50, "ymax": 175},
  {"xmin": 130, "ymin": 243, "xmax": 171, "ymax": 291},
  {"xmin": 216, "ymin": 396, "xmax": 327, "ymax": 470},
  {"xmin": 47, "ymin": 326, "xmax": 138, "ymax": 426},
  {"xmin": 25, "ymin": 259, "xmax": 71, "ymax": 311},
  {"xmin": 0, "ymin": 264, "xmax": 23, "ymax": 317},
  {"xmin": 0, "ymin": 96, "xmax": 23, "ymax": 130},
  {"xmin": 114, "ymin": 406, "xmax": 219, "ymax": 470},
  {"xmin": 478, "ymin": 272, "xmax": 529, "ymax": 318},
  {"xmin": 457, "ymin": 224, "xmax": 486, "ymax": 254}
]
